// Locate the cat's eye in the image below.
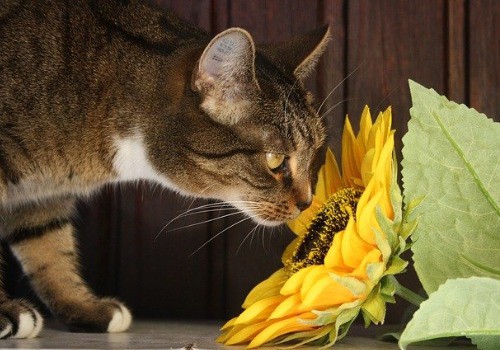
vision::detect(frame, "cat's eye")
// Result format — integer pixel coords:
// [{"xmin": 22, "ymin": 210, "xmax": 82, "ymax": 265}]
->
[{"xmin": 265, "ymin": 152, "xmax": 286, "ymax": 171}]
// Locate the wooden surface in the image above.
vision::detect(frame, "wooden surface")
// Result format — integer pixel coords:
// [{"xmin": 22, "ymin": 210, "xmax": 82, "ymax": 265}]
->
[
  {"xmin": 0, "ymin": 320, "xmax": 476, "ymax": 349},
  {"xmin": 4, "ymin": 0, "xmax": 499, "ymax": 326}
]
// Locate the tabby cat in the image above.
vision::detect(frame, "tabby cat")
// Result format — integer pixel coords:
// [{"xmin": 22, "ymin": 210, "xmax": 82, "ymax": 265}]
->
[{"xmin": 0, "ymin": 0, "xmax": 329, "ymax": 339}]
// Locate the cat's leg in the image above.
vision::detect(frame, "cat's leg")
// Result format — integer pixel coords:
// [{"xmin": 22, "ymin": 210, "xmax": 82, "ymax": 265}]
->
[{"xmin": 4, "ymin": 196, "xmax": 132, "ymax": 334}]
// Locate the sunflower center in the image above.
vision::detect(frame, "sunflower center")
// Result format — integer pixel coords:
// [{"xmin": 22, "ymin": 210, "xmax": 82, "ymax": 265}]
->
[{"xmin": 285, "ymin": 188, "xmax": 363, "ymax": 273}]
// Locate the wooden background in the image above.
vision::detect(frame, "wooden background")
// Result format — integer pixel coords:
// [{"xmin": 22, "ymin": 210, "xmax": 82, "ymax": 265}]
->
[{"xmin": 6, "ymin": 0, "xmax": 499, "ymax": 326}]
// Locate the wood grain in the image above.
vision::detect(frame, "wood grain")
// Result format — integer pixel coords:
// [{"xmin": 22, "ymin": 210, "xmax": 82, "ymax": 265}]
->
[{"xmin": 469, "ymin": 0, "xmax": 500, "ymax": 120}]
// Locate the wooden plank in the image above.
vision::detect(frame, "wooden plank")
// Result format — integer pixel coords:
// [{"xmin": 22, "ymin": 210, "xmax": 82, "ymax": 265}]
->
[
  {"xmin": 447, "ymin": 0, "xmax": 466, "ymax": 104},
  {"xmin": 346, "ymin": 0, "xmax": 447, "ymax": 171},
  {"xmin": 317, "ymin": 0, "xmax": 347, "ymax": 157},
  {"xmin": 469, "ymin": 0, "xmax": 500, "ymax": 120},
  {"xmin": 347, "ymin": 0, "xmax": 446, "ymax": 129},
  {"xmin": 228, "ymin": 0, "xmax": 319, "ymax": 41},
  {"xmin": 150, "ymin": 0, "xmax": 212, "ymax": 32},
  {"xmin": 77, "ymin": 188, "xmax": 119, "ymax": 296}
]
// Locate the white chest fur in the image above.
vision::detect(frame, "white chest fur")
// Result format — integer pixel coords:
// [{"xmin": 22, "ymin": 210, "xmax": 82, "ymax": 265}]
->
[{"xmin": 112, "ymin": 133, "xmax": 177, "ymax": 189}]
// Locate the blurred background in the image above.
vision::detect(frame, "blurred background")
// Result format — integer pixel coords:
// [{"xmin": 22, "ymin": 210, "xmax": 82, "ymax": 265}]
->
[{"xmin": 5, "ymin": 0, "xmax": 499, "ymax": 326}]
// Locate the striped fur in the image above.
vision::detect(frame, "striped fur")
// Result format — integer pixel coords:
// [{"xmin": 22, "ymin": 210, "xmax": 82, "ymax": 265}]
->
[{"xmin": 0, "ymin": 0, "xmax": 329, "ymax": 338}]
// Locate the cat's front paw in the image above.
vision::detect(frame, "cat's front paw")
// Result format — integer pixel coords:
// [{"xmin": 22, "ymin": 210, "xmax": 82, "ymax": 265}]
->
[
  {"xmin": 0, "ymin": 299, "xmax": 43, "ymax": 339},
  {"xmin": 106, "ymin": 301, "xmax": 132, "ymax": 333},
  {"xmin": 64, "ymin": 298, "xmax": 132, "ymax": 333}
]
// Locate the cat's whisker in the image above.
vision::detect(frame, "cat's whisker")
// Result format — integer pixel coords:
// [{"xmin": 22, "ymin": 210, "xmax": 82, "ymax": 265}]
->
[
  {"xmin": 320, "ymin": 98, "xmax": 357, "ymax": 120},
  {"xmin": 156, "ymin": 200, "xmax": 265, "ymax": 241},
  {"xmin": 159, "ymin": 201, "xmax": 266, "ymax": 237},
  {"xmin": 189, "ymin": 214, "xmax": 262, "ymax": 256},
  {"xmin": 316, "ymin": 61, "xmax": 364, "ymax": 116},
  {"xmin": 165, "ymin": 199, "xmax": 255, "ymax": 224},
  {"xmin": 158, "ymin": 209, "xmax": 245, "ymax": 238},
  {"xmin": 155, "ymin": 202, "xmax": 239, "ymax": 240},
  {"xmin": 183, "ymin": 184, "xmax": 215, "ymax": 211},
  {"xmin": 262, "ymin": 225, "xmax": 270, "ymax": 253},
  {"xmin": 236, "ymin": 223, "xmax": 260, "ymax": 255},
  {"xmin": 374, "ymin": 85, "xmax": 400, "ymax": 112}
]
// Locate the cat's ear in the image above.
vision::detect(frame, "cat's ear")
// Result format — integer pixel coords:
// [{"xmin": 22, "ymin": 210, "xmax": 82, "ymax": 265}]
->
[
  {"xmin": 262, "ymin": 25, "xmax": 330, "ymax": 80},
  {"xmin": 192, "ymin": 28, "xmax": 260, "ymax": 125}
]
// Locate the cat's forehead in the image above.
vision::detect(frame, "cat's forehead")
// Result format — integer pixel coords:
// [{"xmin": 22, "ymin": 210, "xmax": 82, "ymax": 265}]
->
[
  {"xmin": 238, "ymin": 52, "xmax": 326, "ymax": 153},
  {"xmin": 258, "ymin": 87, "xmax": 324, "ymax": 152},
  {"xmin": 242, "ymin": 101, "xmax": 324, "ymax": 157}
]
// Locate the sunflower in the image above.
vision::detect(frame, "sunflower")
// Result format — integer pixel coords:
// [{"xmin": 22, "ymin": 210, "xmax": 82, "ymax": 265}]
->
[{"xmin": 217, "ymin": 106, "xmax": 419, "ymax": 348}]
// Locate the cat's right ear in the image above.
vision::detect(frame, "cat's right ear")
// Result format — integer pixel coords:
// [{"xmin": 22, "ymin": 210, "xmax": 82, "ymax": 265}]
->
[
  {"xmin": 261, "ymin": 25, "xmax": 330, "ymax": 81},
  {"xmin": 192, "ymin": 28, "xmax": 260, "ymax": 125}
]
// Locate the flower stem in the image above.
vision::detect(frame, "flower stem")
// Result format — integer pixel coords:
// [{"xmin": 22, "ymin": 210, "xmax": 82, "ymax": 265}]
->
[{"xmin": 391, "ymin": 277, "xmax": 426, "ymax": 306}]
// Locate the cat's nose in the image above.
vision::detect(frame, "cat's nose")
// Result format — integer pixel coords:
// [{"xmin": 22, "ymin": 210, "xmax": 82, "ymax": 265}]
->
[{"xmin": 296, "ymin": 198, "xmax": 312, "ymax": 212}]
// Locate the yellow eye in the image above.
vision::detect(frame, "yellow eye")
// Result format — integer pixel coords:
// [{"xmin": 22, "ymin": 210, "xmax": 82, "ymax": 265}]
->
[{"xmin": 265, "ymin": 152, "xmax": 286, "ymax": 171}]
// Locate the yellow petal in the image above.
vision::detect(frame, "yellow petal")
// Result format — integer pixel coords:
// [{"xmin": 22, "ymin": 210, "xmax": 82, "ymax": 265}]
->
[
  {"xmin": 322, "ymin": 148, "xmax": 343, "ymax": 198},
  {"xmin": 280, "ymin": 265, "xmax": 315, "ymax": 296},
  {"xmin": 220, "ymin": 316, "xmax": 238, "ymax": 331},
  {"xmin": 341, "ymin": 216, "xmax": 376, "ymax": 268},
  {"xmin": 300, "ymin": 266, "xmax": 329, "ymax": 300},
  {"xmin": 242, "ymin": 269, "xmax": 287, "ymax": 308},
  {"xmin": 358, "ymin": 106, "xmax": 373, "ymax": 154},
  {"xmin": 371, "ymin": 133, "xmax": 395, "ymax": 219},
  {"xmin": 269, "ymin": 293, "xmax": 302, "ymax": 319},
  {"xmin": 301, "ymin": 275, "xmax": 357, "ymax": 310},
  {"xmin": 341, "ymin": 117, "xmax": 361, "ymax": 188},
  {"xmin": 356, "ymin": 189, "xmax": 383, "ymax": 245},
  {"xmin": 324, "ymin": 230, "xmax": 347, "ymax": 269},
  {"xmin": 248, "ymin": 313, "xmax": 317, "ymax": 348},
  {"xmin": 348, "ymin": 249, "xmax": 382, "ymax": 280},
  {"xmin": 237, "ymin": 295, "xmax": 284, "ymax": 325},
  {"xmin": 359, "ymin": 147, "xmax": 375, "ymax": 186},
  {"xmin": 223, "ymin": 320, "xmax": 273, "ymax": 345}
]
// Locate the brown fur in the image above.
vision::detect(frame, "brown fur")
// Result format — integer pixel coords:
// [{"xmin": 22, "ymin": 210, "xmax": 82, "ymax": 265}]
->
[{"xmin": 0, "ymin": 0, "xmax": 329, "ymax": 338}]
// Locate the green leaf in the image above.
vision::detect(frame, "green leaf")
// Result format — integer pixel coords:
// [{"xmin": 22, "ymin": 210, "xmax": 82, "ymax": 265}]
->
[
  {"xmin": 401, "ymin": 80, "xmax": 500, "ymax": 293},
  {"xmin": 399, "ymin": 277, "xmax": 500, "ymax": 350}
]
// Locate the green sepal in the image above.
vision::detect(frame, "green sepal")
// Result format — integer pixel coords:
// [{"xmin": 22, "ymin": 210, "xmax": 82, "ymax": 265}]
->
[
  {"xmin": 380, "ymin": 275, "xmax": 397, "ymax": 303},
  {"xmin": 375, "ymin": 206, "xmax": 398, "ymax": 253},
  {"xmin": 385, "ymin": 255, "xmax": 409, "ymax": 277},
  {"xmin": 361, "ymin": 285, "xmax": 386, "ymax": 326}
]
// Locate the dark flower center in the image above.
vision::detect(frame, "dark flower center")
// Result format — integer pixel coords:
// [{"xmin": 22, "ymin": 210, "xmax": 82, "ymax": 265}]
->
[{"xmin": 285, "ymin": 188, "xmax": 362, "ymax": 273}]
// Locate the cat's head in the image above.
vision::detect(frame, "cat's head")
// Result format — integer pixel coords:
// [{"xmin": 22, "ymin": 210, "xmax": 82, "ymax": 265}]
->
[{"xmin": 158, "ymin": 26, "xmax": 329, "ymax": 226}]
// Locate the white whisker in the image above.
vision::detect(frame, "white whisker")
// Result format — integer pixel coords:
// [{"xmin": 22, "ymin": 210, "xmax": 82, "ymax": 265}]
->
[
  {"xmin": 316, "ymin": 62, "xmax": 364, "ymax": 116},
  {"xmin": 189, "ymin": 213, "xmax": 262, "ymax": 256},
  {"xmin": 163, "ymin": 210, "xmax": 246, "ymax": 234},
  {"xmin": 320, "ymin": 98, "xmax": 357, "ymax": 120},
  {"xmin": 236, "ymin": 223, "xmax": 260, "ymax": 255},
  {"xmin": 158, "ymin": 200, "xmax": 261, "ymax": 233}
]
